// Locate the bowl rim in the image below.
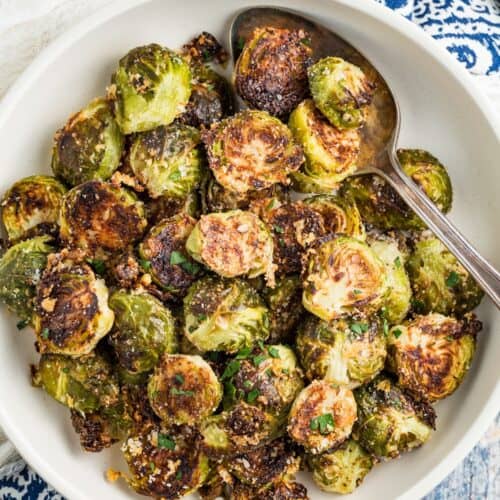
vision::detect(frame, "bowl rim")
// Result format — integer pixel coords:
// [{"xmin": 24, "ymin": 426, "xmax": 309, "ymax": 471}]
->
[{"xmin": 0, "ymin": 0, "xmax": 498, "ymax": 499}]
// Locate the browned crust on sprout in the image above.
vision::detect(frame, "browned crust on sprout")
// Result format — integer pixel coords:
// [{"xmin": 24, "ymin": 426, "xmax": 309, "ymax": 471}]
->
[
  {"xmin": 181, "ymin": 32, "xmax": 229, "ymax": 65},
  {"xmin": 70, "ymin": 410, "xmax": 119, "ymax": 452}
]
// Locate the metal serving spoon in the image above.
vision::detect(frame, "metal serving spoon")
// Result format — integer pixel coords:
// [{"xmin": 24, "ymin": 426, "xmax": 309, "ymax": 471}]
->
[{"xmin": 230, "ymin": 6, "xmax": 500, "ymax": 309}]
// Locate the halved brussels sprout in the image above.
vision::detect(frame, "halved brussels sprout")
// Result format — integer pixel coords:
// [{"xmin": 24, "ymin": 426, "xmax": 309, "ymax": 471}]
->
[
  {"xmin": 128, "ymin": 123, "xmax": 205, "ymax": 199},
  {"xmin": 51, "ymin": 98, "xmax": 124, "ymax": 186},
  {"xmin": 139, "ymin": 213, "xmax": 201, "ymax": 295},
  {"xmin": 108, "ymin": 290, "xmax": 177, "ymax": 374},
  {"xmin": 343, "ymin": 149, "xmax": 453, "ymax": 231},
  {"xmin": 303, "ymin": 193, "xmax": 365, "ymax": 241},
  {"xmin": 59, "ymin": 181, "xmax": 147, "ymax": 259},
  {"xmin": 369, "ymin": 235, "xmax": 412, "ymax": 324},
  {"xmin": 222, "ymin": 344, "xmax": 304, "ymax": 418},
  {"xmin": 148, "ymin": 354, "xmax": 222, "ymax": 426},
  {"xmin": 302, "ymin": 236, "xmax": 388, "ymax": 321},
  {"xmin": 186, "ymin": 210, "xmax": 275, "ymax": 283},
  {"xmin": 121, "ymin": 425, "xmax": 209, "ymax": 499},
  {"xmin": 354, "ymin": 375, "xmax": 435, "ymax": 459},
  {"xmin": 289, "ymin": 100, "xmax": 361, "ymax": 192},
  {"xmin": 145, "ymin": 190, "xmax": 200, "ymax": 226},
  {"xmin": 308, "ymin": 57, "xmax": 375, "ymax": 129},
  {"xmin": 203, "ymin": 174, "xmax": 289, "ymax": 213},
  {"xmin": 202, "ymin": 110, "xmax": 304, "ymax": 194},
  {"xmin": 251, "ymin": 199, "xmax": 325, "ymax": 275},
  {"xmin": 287, "ymin": 380, "xmax": 357, "ymax": 454},
  {"xmin": 33, "ymin": 250, "xmax": 114, "ymax": 356},
  {"xmin": 234, "ymin": 27, "xmax": 312, "ymax": 118},
  {"xmin": 308, "ymin": 439, "xmax": 374, "ymax": 494},
  {"xmin": 262, "ymin": 275, "xmax": 304, "ymax": 344},
  {"xmin": 32, "ymin": 352, "xmax": 120, "ymax": 413},
  {"xmin": 109, "ymin": 44, "xmax": 192, "ymax": 134},
  {"xmin": 183, "ymin": 276, "xmax": 269, "ymax": 353},
  {"xmin": 0, "ymin": 236, "xmax": 54, "ymax": 322},
  {"xmin": 177, "ymin": 63, "xmax": 233, "ymax": 127},
  {"xmin": 1, "ymin": 175, "xmax": 67, "ymax": 242},
  {"xmin": 296, "ymin": 315, "xmax": 386, "ymax": 388},
  {"xmin": 387, "ymin": 313, "xmax": 481, "ymax": 402},
  {"xmin": 407, "ymin": 234, "xmax": 484, "ymax": 315}
]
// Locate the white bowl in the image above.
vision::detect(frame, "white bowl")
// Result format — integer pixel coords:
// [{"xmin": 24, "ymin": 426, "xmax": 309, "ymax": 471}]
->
[{"xmin": 0, "ymin": 0, "xmax": 498, "ymax": 498}]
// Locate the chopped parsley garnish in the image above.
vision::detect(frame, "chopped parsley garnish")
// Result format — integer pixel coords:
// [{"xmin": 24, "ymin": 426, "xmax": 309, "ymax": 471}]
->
[
  {"xmin": 310, "ymin": 413, "xmax": 335, "ymax": 434},
  {"xmin": 300, "ymin": 37, "xmax": 312, "ymax": 46},
  {"xmin": 175, "ymin": 374, "xmax": 185, "ymax": 384},
  {"xmin": 247, "ymin": 389, "xmax": 260, "ymax": 403},
  {"xmin": 394, "ymin": 256, "xmax": 402, "ymax": 269},
  {"xmin": 349, "ymin": 322, "xmax": 369, "ymax": 336},
  {"xmin": 41, "ymin": 328, "xmax": 50, "ymax": 339},
  {"xmin": 197, "ymin": 313, "xmax": 207, "ymax": 322},
  {"xmin": 176, "ymin": 470, "xmax": 183, "ymax": 480},
  {"xmin": 266, "ymin": 369, "xmax": 273, "ymax": 377},
  {"xmin": 170, "ymin": 251, "xmax": 187, "ymax": 265},
  {"xmin": 445, "ymin": 271, "xmax": 460, "ymax": 288},
  {"xmin": 281, "ymin": 368, "xmax": 290, "ymax": 375},
  {"xmin": 158, "ymin": 434, "xmax": 175, "ymax": 450},
  {"xmin": 150, "ymin": 461, "xmax": 155, "ymax": 472},
  {"xmin": 268, "ymin": 346, "xmax": 281, "ymax": 358},
  {"xmin": 252, "ymin": 354, "xmax": 267, "ymax": 367},
  {"xmin": 273, "ymin": 225, "xmax": 284, "ymax": 234},
  {"xmin": 237, "ymin": 36, "xmax": 245, "ymax": 50},
  {"xmin": 16, "ymin": 319, "xmax": 29, "ymax": 330},
  {"xmin": 170, "ymin": 387, "xmax": 194, "ymax": 397},
  {"xmin": 224, "ymin": 380, "xmax": 237, "ymax": 401},
  {"xmin": 393, "ymin": 328, "xmax": 403, "ymax": 339},
  {"xmin": 86, "ymin": 258, "xmax": 106, "ymax": 275},
  {"xmin": 353, "ymin": 289, "xmax": 362, "ymax": 296},
  {"xmin": 139, "ymin": 258, "xmax": 151, "ymax": 271},
  {"xmin": 221, "ymin": 360, "xmax": 240, "ymax": 380},
  {"xmin": 62, "ymin": 367, "xmax": 70, "ymax": 374},
  {"xmin": 243, "ymin": 380, "xmax": 253, "ymax": 389},
  {"xmin": 235, "ymin": 346, "xmax": 253, "ymax": 359},
  {"xmin": 170, "ymin": 251, "xmax": 200, "ymax": 275}
]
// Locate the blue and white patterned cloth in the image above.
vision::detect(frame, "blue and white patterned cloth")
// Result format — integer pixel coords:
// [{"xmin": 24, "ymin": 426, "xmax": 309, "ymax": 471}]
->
[{"xmin": 0, "ymin": 0, "xmax": 498, "ymax": 499}]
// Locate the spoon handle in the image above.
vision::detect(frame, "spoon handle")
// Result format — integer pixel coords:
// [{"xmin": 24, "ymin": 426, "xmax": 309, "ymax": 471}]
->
[{"xmin": 378, "ymin": 151, "xmax": 500, "ymax": 310}]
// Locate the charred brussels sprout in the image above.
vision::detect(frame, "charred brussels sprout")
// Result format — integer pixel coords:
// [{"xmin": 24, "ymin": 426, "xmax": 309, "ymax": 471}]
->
[
  {"xmin": 302, "ymin": 236, "xmax": 388, "ymax": 321},
  {"xmin": 0, "ymin": 236, "xmax": 54, "ymax": 322},
  {"xmin": 202, "ymin": 110, "xmax": 304, "ymax": 194},
  {"xmin": 145, "ymin": 190, "xmax": 199, "ymax": 225},
  {"xmin": 234, "ymin": 27, "xmax": 312, "ymax": 118},
  {"xmin": 59, "ymin": 181, "xmax": 147, "ymax": 259},
  {"xmin": 308, "ymin": 57, "xmax": 375, "ymax": 129},
  {"xmin": 407, "ymin": 235, "xmax": 484, "ymax": 315},
  {"xmin": 183, "ymin": 276, "xmax": 269, "ymax": 353},
  {"xmin": 186, "ymin": 210, "xmax": 274, "ymax": 283},
  {"xmin": 108, "ymin": 291, "xmax": 176, "ymax": 374},
  {"xmin": 32, "ymin": 352, "xmax": 119, "ymax": 413},
  {"xmin": 33, "ymin": 250, "xmax": 114, "ymax": 356},
  {"xmin": 1, "ymin": 175, "xmax": 66, "ymax": 242},
  {"xmin": 296, "ymin": 315, "xmax": 386, "ymax": 388},
  {"xmin": 303, "ymin": 193, "xmax": 365, "ymax": 241},
  {"xmin": 369, "ymin": 236, "xmax": 411, "ymax": 324},
  {"xmin": 51, "ymin": 98, "xmax": 124, "ymax": 186},
  {"xmin": 308, "ymin": 439, "xmax": 374, "ymax": 494},
  {"xmin": 121, "ymin": 425, "xmax": 209, "ymax": 499},
  {"xmin": 354, "ymin": 375, "xmax": 435, "ymax": 458},
  {"xmin": 148, "ymin": 354, "xmax": 222, "ymax": 425},
  {"xmin": 262, "ymin": 275, "xmax": 304, "ymax": 344},
  {"xmin": 387, "ymin": 313, "xmax": 480, "ymax": 402},
  {"xmin": 138, "ymin": 213, "xmax": 201, "ymax": 295},
  {"xmin": 343, "ymin": 149, "xmax": 453, "ymax": 230},
  {"xmin": 128, "ymin": 123, "xmax": 204, "ymax": 199},
  {"xmin": 109, "ymin": 44, "xmax": 192, "ymax": 134},
  {"xmin": 289, "ymin": 100, "xmax": 361, "ymax": 192},
  {"xmin": 288, "ymin": 380, "xmax": 357, "ymax": 454}
]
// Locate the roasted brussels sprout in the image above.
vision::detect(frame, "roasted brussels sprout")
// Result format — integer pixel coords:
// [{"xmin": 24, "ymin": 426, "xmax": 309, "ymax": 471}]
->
[
  {"xmin": 407, "ymin": 234, "xmax": 484, "ymax": 315},
  {"xmin": 108, "ymin": 290, "xmax": 176, "ymax": 374},
  {"xmin": 251, "ymin": 199, "xmax": 325, "ymax": 275},
  {"xmin": 229, "ymin": 479, "xmax": 309, "ymax": 500},
  {"xmin": 128, "ymin": 123, "xmax": 205, "ymax": 199},
  {"xmin": 32, "ymin": 352, "xmax": 119, "ymax": 413},
  {"xmin": 148, "ymin": 354, "xmax": 222, "ymax": 425},
  {"xmin": 222, "ymin": 344, "xmax": 304, "ymax": 418},
  {"xmin": 369, "ymin": 235, "xmax": 411, "ymax": 324},
  {"xmin": 59, "ymin": 181, "xmax": 147, "ymax": 259},
  {"xmin": 308, "ymin": 439, "xmax": 374, "ymax": 494},
  {"xmin": 302, "ymin": 236, "xmax": 388, "ymax": 321},
  {"xmin": 139, "ymin": 213, "xmax": 202, "ymax": 295},
  {"xmin": 202, "ymin": 110, "xmax": 304, "ymax": 194},
  {"xmin": 109, "ymin": 44, "xmax": 192, "ymax": 134},
  {"xmin": 33, "ymin": 250, "xmax": 114, "ymax": 356},
  {"xmin": 354, "ymin": 375, "xmax": 435, "ymax": 458},
  {"xmin": 51, "ymin": 98, "xmax": 124, "ymax": 186},
  {"xmin": 176, "ymin": 64, "xmax": 233, "ymax": 127},
  {"xmin": 145, "ymin": 190, "xmax": 200, "ymax": 225},
  {"xmin": 289, "ymin": 100, "xmax": 361, "ymax": 192},
  {"xmin": 343, "ymin": 149, "xmax": 453, "ymax": 231},
  {"xmin": 183, "ymin": 276, "xmax": 269, "ymax": 353},
  {"xmin": 387, "ymin": 313, "xmax": 481, "ymax": 402},
  {"xmin": 0, "ymin": 236, "xmax": 54, "ymax": 322},
  {"xmin": 1, "ymin": 175, "xmax": 66, "ymax": 242},
  {"xmin": 186, "ymin": 210, "xmax": 275, "ymax": 283},
  {"xmin": 234, "ymin": 27, "xmax": 312, "ymax": 118},
  {"xmin": 308, "ymin": 57, "xmax": 375, "ymax": 129},
  {"xmin": 303, "ymin": 193, "xmax": 365, "ymax": 241},
  {"xmin": 287, "ymin": 380, "xmax": 357, "ymax": 454},
  {"xmin": 296, "ymin": 315, "xmax": 386, "ymax": 388},
  {"xmin": 121, "ymin": 425, "xmax": 209, "ymax": 499},
  {"xmin": 262, "ymin": 275, "xmax": 304, "ymax": 344}
]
